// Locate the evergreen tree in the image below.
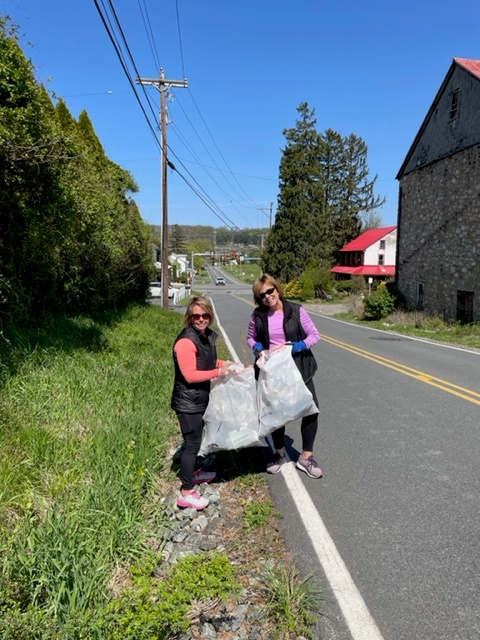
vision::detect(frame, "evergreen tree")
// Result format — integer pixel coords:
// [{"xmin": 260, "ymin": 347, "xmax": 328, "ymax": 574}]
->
[
  {"xmin": 169, "ymin": 224, "xmax": 187, "ymax": 253},
  {"xmin": 263, "ymin": 102, "xmax": 326, "ymax": 281}
]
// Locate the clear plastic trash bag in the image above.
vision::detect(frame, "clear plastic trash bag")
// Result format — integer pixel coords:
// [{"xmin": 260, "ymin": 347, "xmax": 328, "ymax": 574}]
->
[
  {"xmin": 256, "ymin": 344, "xmax": 318, "ymax": 436},
  {"xmin": 200, "ymin": 364, "xmax": 265, "ymax": 456}
]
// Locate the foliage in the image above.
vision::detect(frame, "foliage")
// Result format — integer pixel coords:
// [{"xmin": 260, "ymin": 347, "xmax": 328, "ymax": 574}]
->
[
  {"xmin": 101, "ymin": 551, "xmax": 239, "ymax": 639},
  {"xmin": 243, "ymin": 499, "xmax": 277, "ymax": 532},
  {"xmin": 259, "ymin": 563, "xmax": 323, "ymax": 638},
  {"xmin": 363, "ymin": 287, "xmax": 396, "ymax": 320},
  {"xmin": 263, "ymin": 102, "xmax": 384, "ymax": 282},
  {"xmin": 334, "ymin": 276, "xmax": 366, "ymax": 295},
  {"xmin": 300, "ymin": 262, "xmax": 334, "ymax": 298},
  {"xmin": 0, "ymin": 305, "xmax": 182, "ymax": 633},
  {"xmin": 283, "ymin": 280, "xmax": 303, "ymax": 300},
  {"xmin": 0, "ymin": 18, "xmax": 153, "ymax": 321}
]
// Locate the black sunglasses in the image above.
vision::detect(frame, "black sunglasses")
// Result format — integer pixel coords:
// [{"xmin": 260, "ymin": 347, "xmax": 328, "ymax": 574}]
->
[
  {"xmin": 191, "ymin": 313, "xmax": 211, "ymax": 321},
  {"xmin": 259, "ymin": 286, "xmax": 276, "ymax": 300}
]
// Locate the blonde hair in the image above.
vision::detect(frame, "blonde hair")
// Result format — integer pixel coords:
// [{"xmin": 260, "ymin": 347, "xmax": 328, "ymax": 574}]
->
[
  {"xmin": 252, "ymin": 274, "xmax": 284, "ymax": 306},
  {"xmin": 183, "ymin": 296, "xmax": 215, "ymax": 327}
]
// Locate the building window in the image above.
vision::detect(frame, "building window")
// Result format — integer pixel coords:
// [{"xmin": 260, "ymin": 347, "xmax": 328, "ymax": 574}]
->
[
  {"xmin": 417, "ymin": 283, "xmax": 424, "ymax": 309},
  {"xmin": 379, "ymin": 239, "xmax": 385, "ymax": 250},
  {"xmin": 450, "ymin": 89, "xmax": 460, "ymax": 121},
  {"xmin": 378, "ymin": 254, "xmax": 384, "ymax": 265}
]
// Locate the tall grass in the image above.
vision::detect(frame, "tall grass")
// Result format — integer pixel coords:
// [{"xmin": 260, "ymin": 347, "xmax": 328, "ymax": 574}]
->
[{"xmin": 0, "ymin": 305, "xmax": 183, "ymax": 635}]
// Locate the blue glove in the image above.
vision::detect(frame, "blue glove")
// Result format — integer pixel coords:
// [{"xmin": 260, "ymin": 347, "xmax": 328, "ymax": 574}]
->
[
  {"xmin": 253, "ymin": 342, "xmax": 264, "ymax": 357},
  {"xmin": 291, "ymin": 341, "xmax": 306, "ymax": 354}
]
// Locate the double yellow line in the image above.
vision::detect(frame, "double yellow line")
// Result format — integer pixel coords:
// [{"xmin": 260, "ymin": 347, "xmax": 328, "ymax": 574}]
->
[
  {"xmin": 322, "ymin": 335, "xmax": 480, "ymax": 406},
  {"xmin": 229, "ymin": 293, "xmax": 480, "ymax": 406}
]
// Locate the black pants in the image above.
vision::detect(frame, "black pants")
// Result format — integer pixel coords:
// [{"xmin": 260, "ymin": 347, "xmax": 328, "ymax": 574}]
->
[
  {"xmin": 270, "ymin": 378, "xmax": 319, "ymax": 453},
  {"xmin": 176, "ymin": 412, "xmax": 204, "ymax": 491}
]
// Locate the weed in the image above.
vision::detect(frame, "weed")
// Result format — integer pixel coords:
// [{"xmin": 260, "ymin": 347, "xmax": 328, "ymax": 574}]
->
[
  {"xmin": 243, "ymin": 499, "xmax": 278, "ymax": 532},
  {"xmin": 258, "ymin": 562, "xmax": 323, "ymax": 638}
]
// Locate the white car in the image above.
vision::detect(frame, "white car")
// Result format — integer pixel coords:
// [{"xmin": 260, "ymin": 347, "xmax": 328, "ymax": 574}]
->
[
  {"xmin": 215, "ymin": 277, "xmax": 225, "ymax": 285},
  {"xmin": 149, "ymin": 282, "xmax": 174, "ymax": 299}
]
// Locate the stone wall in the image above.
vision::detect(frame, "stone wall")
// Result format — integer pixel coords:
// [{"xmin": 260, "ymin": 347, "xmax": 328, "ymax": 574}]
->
[{"xmin": 397, "ymin": 144, "xmax": 480, "ymax": 322}]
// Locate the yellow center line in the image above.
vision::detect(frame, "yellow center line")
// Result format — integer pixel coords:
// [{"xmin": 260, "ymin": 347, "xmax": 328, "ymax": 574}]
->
[
  {"xmin": 322, "ymin": 335, "xmax": 480, "ymax": 406},
  {"xmin": 223, "ymin": 292, "xmax": 480, "ymax": 405}
]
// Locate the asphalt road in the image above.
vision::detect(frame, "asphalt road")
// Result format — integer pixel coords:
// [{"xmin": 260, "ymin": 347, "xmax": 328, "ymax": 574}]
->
[{"xmin": 190, "ymin": 270, "xmax": 480, "ymax": 640}]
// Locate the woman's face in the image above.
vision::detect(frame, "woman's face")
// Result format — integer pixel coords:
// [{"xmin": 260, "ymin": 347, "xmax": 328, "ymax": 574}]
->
[
  {"xmin": 258, "ymin": 283, "xmax": 281, "ymax": 310},
  {"xmin": 190, "ymin": 305, "xmax": 211, "ymax": 333}
]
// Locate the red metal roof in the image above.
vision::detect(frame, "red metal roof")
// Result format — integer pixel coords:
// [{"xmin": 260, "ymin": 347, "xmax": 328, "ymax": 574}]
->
[
  {"xmin": 331, "ymin": 265, "xmax": 395, "ymax": 276},
  {"xmin": 454, "ymin": 58, "xmax": 480, "ymax": 79},
  {"xmin": 339, "ymin": 226, "xmax": 397, "ymax": 252}
]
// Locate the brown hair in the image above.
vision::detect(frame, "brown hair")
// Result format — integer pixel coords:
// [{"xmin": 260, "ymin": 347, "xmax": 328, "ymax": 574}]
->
[
  {"xmin": 183, "ymin": 296, "xmax": 215, "ymax": 327},
  {"xmin": 252, "ymin": 274, "xmax": 284, "ymax": 306}
]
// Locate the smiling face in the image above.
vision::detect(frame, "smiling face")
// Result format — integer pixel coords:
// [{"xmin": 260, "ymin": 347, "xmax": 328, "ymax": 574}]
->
[
  {"xmin": 258, "ymin": 283, "xmax": 283, "ymax": 312},
  {"xmin": 190, "ymin": 304, "xmax": 212, "ymax": 333}
]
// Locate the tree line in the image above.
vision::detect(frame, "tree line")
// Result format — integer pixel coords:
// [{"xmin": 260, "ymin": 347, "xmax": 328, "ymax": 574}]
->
[{"xmin": 0, "ymin": 17, "xmax": 153, "ymax": 322}]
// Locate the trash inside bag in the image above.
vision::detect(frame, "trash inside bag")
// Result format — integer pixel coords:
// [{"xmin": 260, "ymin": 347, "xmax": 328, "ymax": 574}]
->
[
  {"xmin": 200, "ymin": 364, "xmax": 265, "ymax": 456},
  {"xmin": 256, "ymin": 345, "xmax": 318, "ymax": 435}
]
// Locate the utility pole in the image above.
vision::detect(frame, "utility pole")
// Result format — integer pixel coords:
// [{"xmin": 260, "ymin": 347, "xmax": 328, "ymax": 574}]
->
[
  {"xmin": 136, "ymin": 68, "xmax": 188, "ymax": 309},
  {"xmin": 257, "ymin": 201, "xmax": 273, "ymax": 229}
]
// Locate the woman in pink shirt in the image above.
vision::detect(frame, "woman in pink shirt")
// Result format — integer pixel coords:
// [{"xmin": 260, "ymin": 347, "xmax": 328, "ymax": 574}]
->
[
  {"xmin": 171, "ymin": 296, "xmax": 232, "ymax": 510},
  {"xmin": 247, "ymin": 274, "xmax": 322, "ymax": 479}
]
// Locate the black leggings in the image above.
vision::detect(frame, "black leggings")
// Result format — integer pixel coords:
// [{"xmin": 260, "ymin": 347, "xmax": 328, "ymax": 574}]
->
[
  {"xmin": 176, "ymin": 412, "xmax": 204, "ymax": 491},
  {"xmin": 270, "ymin": 378, "xmax": 319, "ymax": 453}
]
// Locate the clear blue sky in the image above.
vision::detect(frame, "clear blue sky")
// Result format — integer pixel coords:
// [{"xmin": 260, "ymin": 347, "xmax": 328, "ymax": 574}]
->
[{"xmin": 3, "ymin": 0, "xmax": 480, "ymax": 231}]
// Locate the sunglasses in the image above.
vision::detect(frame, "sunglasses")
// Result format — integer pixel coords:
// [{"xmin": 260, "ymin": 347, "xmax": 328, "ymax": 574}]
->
[
  {"xmin": 191, "ymin": 313, "xmax": 211, "ymax": 321},
  {"xmin": 259, "ymin": 286, "xmax": 276, "ymax": 300}
]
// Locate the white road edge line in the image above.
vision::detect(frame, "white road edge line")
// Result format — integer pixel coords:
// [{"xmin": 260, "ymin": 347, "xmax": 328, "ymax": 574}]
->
[{"xmin": 211, "ymin": 299, "xmax": 384, "ymax": 640}]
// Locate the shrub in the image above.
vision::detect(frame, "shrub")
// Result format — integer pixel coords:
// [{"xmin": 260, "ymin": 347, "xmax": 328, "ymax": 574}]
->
[
  {"xmin": 284, "ymin": 280, "xmax": 303, "ymax": 300},
  {"xmin": 363, "ymin": 287, "xmax": 395, "ymax": 320}
]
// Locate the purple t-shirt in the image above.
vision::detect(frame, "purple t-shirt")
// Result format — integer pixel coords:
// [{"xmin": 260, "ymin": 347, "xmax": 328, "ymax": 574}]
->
[{"xmin": 247, "ymin": 306, "xmax": 320, "ymax": 350}]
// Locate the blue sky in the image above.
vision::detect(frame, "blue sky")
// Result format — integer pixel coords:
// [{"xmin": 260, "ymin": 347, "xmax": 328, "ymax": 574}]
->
[{"xmin": 2, "ymin": 0, "xmax": 480, "ymax": 231}]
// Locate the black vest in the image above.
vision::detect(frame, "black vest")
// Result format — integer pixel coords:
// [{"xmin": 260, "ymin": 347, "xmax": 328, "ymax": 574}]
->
[
  {"xmin": 253, "ymin": 299, "xmax": 318, "ymax": 383},
  {"xmin": 171, "ymin": 326, "xmax": 218, "ymax": 414}
]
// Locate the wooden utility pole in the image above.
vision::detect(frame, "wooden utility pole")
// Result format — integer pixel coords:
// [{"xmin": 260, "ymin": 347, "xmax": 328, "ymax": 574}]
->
[
  {"xmin": 257, "ymin": 201, "xmax": 273, "ymax": 229},
  {"xmin": 136, "ymin": 68, "xmax": 188, "ymax": 308}
]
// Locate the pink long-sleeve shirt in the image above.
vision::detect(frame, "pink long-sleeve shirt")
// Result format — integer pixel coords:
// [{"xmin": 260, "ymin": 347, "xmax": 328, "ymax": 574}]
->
[
  {"xmin": 247, "ymin": 306, "xmax": 320, "ymax": 350},
  {"xmin": 174, "ymin": 338, "xmax": 224, "ymax": 383}
]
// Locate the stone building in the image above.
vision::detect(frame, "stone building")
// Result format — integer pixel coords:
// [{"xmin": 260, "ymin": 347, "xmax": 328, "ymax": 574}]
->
[{"xmin": 396, "ymin": 58, "xmax": 480, "ymax": 323}]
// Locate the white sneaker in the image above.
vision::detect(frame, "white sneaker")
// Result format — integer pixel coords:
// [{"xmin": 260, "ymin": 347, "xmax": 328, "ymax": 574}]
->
[
  {"xmin": 177, "ymin": 489, "xmax": 209, "ymax": 510},
  {"xmin": 192, "ymin": 468, "xmax": 216, "ymax": 485}
]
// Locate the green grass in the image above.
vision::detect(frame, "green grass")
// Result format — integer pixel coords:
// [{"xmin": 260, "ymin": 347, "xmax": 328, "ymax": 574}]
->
[
  {"xmin": 223, "ymin": 262, "xmax": 262, "ymax": 285},
  {"xmin": 0, "ymin": 305, "xmax": 185, "ymax": 636},
  {"xmin": 0, "ymin": 302, "xmax": 323, "ymax": 639}
]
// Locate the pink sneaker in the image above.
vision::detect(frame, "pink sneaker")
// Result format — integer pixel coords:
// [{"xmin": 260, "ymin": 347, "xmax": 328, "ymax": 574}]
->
[
  {"xmin": 177, "ymin": 490, "xmax": 209, "ymax": 510},
  {"xmin": 192, "ymin": 468, "xmax": 216, "ymax": 485}
]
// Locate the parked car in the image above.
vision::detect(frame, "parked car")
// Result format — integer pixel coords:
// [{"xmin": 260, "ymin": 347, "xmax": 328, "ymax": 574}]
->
[
  {"xmin": 149, "ymin": 282, "xmax": 174, "ymax": 299},
  {"xmin": 215, "ymin": 277, "xmax": 225, "ymax": 285}
]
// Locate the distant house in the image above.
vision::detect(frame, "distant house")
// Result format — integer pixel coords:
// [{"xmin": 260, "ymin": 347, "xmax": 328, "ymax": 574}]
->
[
  {"xmin": 331, "ymin": 226, "xmax": 397, "ymax": 280},
  {"xmin": 169, "ymin": 253, "xmax": 189, "ymax": 276},
  {"xmin": 396, "ymin": 58, "xmax": 480, "ymax": 323}
]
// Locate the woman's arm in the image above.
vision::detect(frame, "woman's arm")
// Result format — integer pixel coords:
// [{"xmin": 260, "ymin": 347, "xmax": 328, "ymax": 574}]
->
[
  {"xmin": 174, "ymin": 338, "xmax": 222, "ymax": 383},
  {"xmin": 299, "ymin": 307, "xmax": 321, "ymax": 349}
]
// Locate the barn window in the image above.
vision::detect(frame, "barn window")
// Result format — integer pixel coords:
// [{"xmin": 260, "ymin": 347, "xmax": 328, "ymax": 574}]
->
[
  {"xmin": 378, "ymin": 254, "xmax": 384, "ymax": 265},
  {"xmin": 450, "ymin": 89, "xmax": 460, "ymax": 121}
]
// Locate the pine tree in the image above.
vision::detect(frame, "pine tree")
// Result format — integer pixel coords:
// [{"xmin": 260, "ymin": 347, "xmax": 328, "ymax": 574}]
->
[
  {"xmin": 169, "ymin": 224, "xmax": 187, "ymax": 253},
  {"xmin": 263, "ymin": 103, "xmax": 326, "ymax": 281}
]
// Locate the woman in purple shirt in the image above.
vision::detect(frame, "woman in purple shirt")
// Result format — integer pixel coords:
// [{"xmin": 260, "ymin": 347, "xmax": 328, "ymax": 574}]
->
[{"xmin": 247, "ymin": 274, "xmax": 323, "ymax": 479}]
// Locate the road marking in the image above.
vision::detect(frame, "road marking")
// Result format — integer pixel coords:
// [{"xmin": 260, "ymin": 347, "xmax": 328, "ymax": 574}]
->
[
  {"xmin": 284, "ymin": 461, "xmax": 384, "ymax": 640},
  {"xmin": 210, "ymin": 297, "xmax": 385, "ymax": 640},
  {"xmin": 225, "ymin": 294, "xmax": 480, "ymax": 405},
  {"xmin": 322, "ymin": 335, "xmax": 480, "ymax": 405}
]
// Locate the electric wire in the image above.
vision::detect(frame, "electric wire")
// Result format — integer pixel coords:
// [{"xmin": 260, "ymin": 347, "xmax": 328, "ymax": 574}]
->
[
  {"xmin": 94, "ymin": 0, "xmax": 251, "ymax": 229},
  {"xmin": 138, "ymin": 0, "xmax": 161, "ymax": 72}
]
